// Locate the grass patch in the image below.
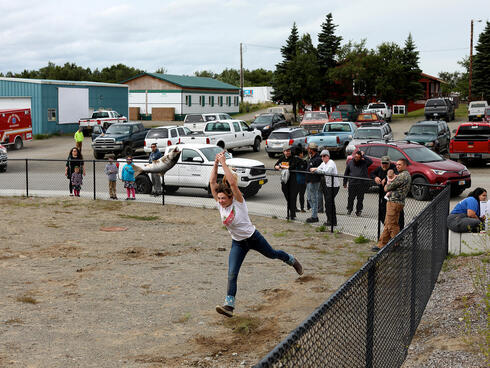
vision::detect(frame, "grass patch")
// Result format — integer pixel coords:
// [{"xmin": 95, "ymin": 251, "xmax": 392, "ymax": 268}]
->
[
  {"xmin": 273, "ymin": 232, "xmax": 287, "ymax": 237},
  {"xmin": 223, "ymin": 315, "xmax": 260, "ymax": 335},
  {"xmin": 90, "ymin": 200, "xmax": 123, "ymax": 211},
  {"xmin": 118, "ymin": 214, "xmax": 159, "ymax": 221},
  {"xmin": 392, "ymin": 108, "xmax": 425, "ymax": 120},
  {"xmin": 315, "ymin": 225, "xmax": 327, "ymax": 232},
  {"xmin": 176, "ymin": 313, "xmax": 191, "ymax": 323},
  {"xmin": 455, "ymin": 103, "xmax": 468, "ymax": 119},
  {"xmin": 344, "ymin": 259, "xmax": 366, "ymax": 277},
  {"xmin": 16, "ymin": 295, "xmax": 38, "ymax": 304},
  {"xmin": 354, "ymin": 235, "xmax": 370, "ymax": 244},
  {"xmin": 323, "ymin": 234, "xmax": 330, "ymax": 240}
]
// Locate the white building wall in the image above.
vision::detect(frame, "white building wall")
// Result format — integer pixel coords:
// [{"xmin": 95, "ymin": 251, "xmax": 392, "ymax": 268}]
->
[
  {"xmin": 181, "ymin": 92, "xmax": 239, "ymax": 115},
  {"xmin": 242, "ymin": 86, "xmax": 273, "ymax": 104},
  {"xmin": 129, "ymin": 91, "xmax": 182, "ymax": 115}
]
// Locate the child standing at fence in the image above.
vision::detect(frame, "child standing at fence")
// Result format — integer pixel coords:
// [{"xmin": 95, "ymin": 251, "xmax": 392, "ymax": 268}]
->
[
  {"xmin": 121, "ymin": 156, "xmax": 136, "ymax": 200},
  {"xmin": 105, "ymin": 156, "xmax": 118, "ymax": 200},
  {"xmin": 384, "ymin": 169, "xmax": 397, "ymax": 201},
  {"xmin": 71, "ymin": 166, "xmax": 83, "ymax": 197}
]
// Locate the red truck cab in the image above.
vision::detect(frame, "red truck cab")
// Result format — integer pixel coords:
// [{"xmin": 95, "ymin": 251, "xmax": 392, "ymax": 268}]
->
[
  {"xmin": 449, "ymin": 122, "xmax": 490, "ymax": 164},
  {"xmin": 0, "ymin": 108, "xmax": 33, "ymax": 150}
]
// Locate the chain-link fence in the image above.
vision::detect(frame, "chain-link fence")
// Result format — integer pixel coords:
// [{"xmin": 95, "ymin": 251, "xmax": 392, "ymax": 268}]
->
[
  {"xmin": 1, "ymin": 158, "xmax": 442, "ymax": 242},
  {"xmin": 254, "ymin": 185, "xmax": 450, "ymax": 367}
]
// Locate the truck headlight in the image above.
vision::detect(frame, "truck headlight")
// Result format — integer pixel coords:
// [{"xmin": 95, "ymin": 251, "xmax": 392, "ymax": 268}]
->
[
  {"xmin": 431, "ymin": 169, "xmax": 446, "ymax": 175},
  {"xmin": 0, "ymin": 148, "xmax": 6, "ymax": 154},
  {"xmin": 425, "ymin": 142, "xmax": 434, "ymax": 147}
]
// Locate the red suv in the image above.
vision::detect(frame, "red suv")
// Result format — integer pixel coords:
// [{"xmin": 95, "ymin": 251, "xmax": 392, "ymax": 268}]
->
[{"xmin": 348, "ymin": 141, "xmax": 471, "ymax": 200}]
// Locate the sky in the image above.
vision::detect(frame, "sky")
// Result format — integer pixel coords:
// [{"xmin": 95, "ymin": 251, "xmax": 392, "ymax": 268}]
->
[{"xmin": 1, "ymin": 0, "xmax": 489, "ymax": 79}]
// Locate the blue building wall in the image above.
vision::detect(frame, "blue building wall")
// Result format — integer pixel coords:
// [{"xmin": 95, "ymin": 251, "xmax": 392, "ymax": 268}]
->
[{"xmin": 0, "ymin": 80, "xmax": 128, "ymax": 135}]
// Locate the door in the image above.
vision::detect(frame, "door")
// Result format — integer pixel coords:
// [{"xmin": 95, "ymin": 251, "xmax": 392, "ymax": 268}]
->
[
  {"xmin": 232, "ymin": 121, "xmax": 243, "ymax": 147},
  {"xmin": 240, "ymin": 121, "xmax": 254, "ymax": 145},
  {"xmin": 179, "ymin": 148, "xmax": 204, "ymax": 186}
]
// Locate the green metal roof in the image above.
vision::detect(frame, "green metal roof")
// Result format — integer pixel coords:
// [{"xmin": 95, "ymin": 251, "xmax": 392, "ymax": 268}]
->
[{"xmin": 123, "ymin": 73, "xmax": 239, "ymax": 91}]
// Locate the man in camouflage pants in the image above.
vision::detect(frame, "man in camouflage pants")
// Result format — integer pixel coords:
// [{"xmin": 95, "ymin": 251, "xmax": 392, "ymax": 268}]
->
[{"xmin": 373, "ymin": 158, "xmax": 412, "ymax": 251}]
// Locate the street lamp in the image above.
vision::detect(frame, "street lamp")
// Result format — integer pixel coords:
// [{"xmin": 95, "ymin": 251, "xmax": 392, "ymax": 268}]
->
[{"xmin": 469, "ymin": 19, "xmax": 482, "ymax": 102}]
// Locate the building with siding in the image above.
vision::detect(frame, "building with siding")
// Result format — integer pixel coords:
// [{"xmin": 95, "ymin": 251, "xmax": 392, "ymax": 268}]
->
[
  {"xmin": 0, "ymin": 78, "xmax": 128, "ymax": 135},
  {"xmin": 122, "ymin": 73, "xmax": 240, "ymax": 120}
]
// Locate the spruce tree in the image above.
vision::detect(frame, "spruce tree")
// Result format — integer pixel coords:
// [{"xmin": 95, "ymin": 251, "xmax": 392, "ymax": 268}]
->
[
  {"xmin": 401, "ymin": 33, "xmax": 423, "ymax": 104},
  {"xmin": 472, "ymin": 21, "xmax": 490, "ymax": 102}
]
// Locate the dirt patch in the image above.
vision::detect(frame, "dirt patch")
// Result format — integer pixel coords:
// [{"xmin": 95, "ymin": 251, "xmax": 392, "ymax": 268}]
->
[{"xmin": 0, "ymin": 196, "xmax": 372, "ymax": 367}]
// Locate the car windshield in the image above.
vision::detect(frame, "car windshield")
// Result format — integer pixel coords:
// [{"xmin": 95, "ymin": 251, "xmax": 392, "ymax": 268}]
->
[
  {"xmin": 268, "ymin": 132, "xmax": 290, "ymax": 140},
  {"xmin": 324, "ymin": 123, "xmax": 351, "ymax": 132},
  {"xmin": 254, "ymin": 115, "xmax": 273, "ymax": 123},
  {"xmin": 200, "ymin": 147, "xmax": 232, "ymax": 161},
  {"xmin": 408, "ymin": 126, "xmax": 437, "ymax": 135},
  {"xmin": 457, "ymin": 125, "xmax": 490, "ymax": 135},
  {"xmin": 354, "ymin": 129, "xmax": 382, "ymax": 139},
  {"xmin": 426, "ymin": 100, "xmax": 445, "ymax": 107},
  {"xmin": 304, "ymin": 112, "xmax": 328, "ymax": 120},
  {"xmin": 471, "ymin": 103, "xmax": 486, "ymax": 108},
  {"xmin": 404, "ymin": 147, "xmax": 444, "ymax": 162},
  {"xmin": 205, "ymin": 122, "xmax": 231, "ymax": 132},
  {"xmin": 329, "ymin": 111, "xmax": 342, "ymax": 119},
  {"xmin": 368, "ymin": 104, "xmax": 385, "ymax": 108},
  {"xmin": 106, "ymin": 125, "xmax": 131, "ymax": 134},
  {"xmin": 147, "ymin": 129, "xmax": 168, "ymax": 138}
]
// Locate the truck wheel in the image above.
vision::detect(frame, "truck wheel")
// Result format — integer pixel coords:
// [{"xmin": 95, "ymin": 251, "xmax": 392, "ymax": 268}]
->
[
  {"xmin": 267, "ymin": 152, "xmax": 276, "ymax": 158},
  {"xmin": 217, "ymin": 141, "xmax": 225, "ymax": 150},
  {"xmin": 240, "ymin": 182, "xmax": 261, "ymax": 198},
  {"xmin": 122, "ymin": 145, "xmax": 133, "ymax": 158},
  {"xmin": 13, "ymin": 137, "xmax": 23, "ymax": 150},
  {"xmin": 164, "ymin": 186, "xmax": 179, "ymax": 194},
  {"xmin": 0, "ymin": 164, "xmax": 6, "ymax": 172},
  {"xmin": 253, "ymin": 138, "xmax": 261, "ymax": 152},
  {"xmin": 135, "ymin": 175, "xmax": 152, "ymax": 194},
  {"xmin": 411, "ymin": 177, "xmax": 430, "ymax": 201},
  {"xmin": 94, "ymin": 151, "xmax": 105, "ymax": 160}
]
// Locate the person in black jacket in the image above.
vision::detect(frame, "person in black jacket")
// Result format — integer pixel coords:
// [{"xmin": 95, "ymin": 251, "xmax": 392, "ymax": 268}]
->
[
  {"xmin": 343, "ymin": 150, "xmax": 373, "ymax": 216},
  {"xmin": 274, "ymin": 145, "xmax": 302, "ymax": 220},
  {"xmin": 64, "ymin": 147, "xmax": 85, "ymax": 196},
  {"xmin": 305, "ymin": 143, "xmax": 323, "ymax": 223},
  {"xmin": 370, "ymin": 156, "xmax": 405, "ymax": 228}
]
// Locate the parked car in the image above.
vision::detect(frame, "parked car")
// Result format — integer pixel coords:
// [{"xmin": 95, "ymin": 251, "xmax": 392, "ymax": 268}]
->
[
  {"xmin": 251, "ymin": 113, "xmax": 288, "ymax": 138},
  {"xmin": 449, "ymin": 122, "xmax": 490, "ymax": 164},
  {"xmin": 306, "ymin": 122, "xmax": 357, "ymax": 158},
  {"xmin": 120, "ymin": 144, "xmax": 268, "ymax": 198},
  {"xmin": 143, "ymin": 126, "xmax": 194, "ymax": 154},
  {"xmin": 355, "ymin": 113, "xmax": 384, "ymax": 128},
  {"xmin": 79, "ymin": 110, "xmax": 127, "ymax": 132},
  {"xmin": 335, "ymin": 104, "xmax": 360, "ymax": 122},
  {"xmin": 349, "ymin": 141, "xmax": 471, "ymax": 200},
  {"xmin": 424, "ymin": 98, "xmax": 454, "ymax": 121},
  {"xmin": 266, "ymin": 106, "xmax": 294, "ymax": 125},
  {"xmin": 346, "ymin": 122, "xmax": 393, "ymax": 155},
  {"xmin": 363, "ymin": 102, "xmax": 392, "ymax": 122},
  {"xmin": 299, "ymin": 111, "xmax": 329, "ymax": 134},
  {"xmin": 404, "ymin": 120, "xmax": 450, "ymax": 154},
  {"xmin": 91, "ymin": 122, "xmax": 149, "ymax": 159},
  {"xmin": 183, "ymin": 113, "xmax": 233, "ymax": 132},
  {"xmin": 468, "ymin": 100, "xmax": 489, "ymax": 121},
  {"xmin": 265, "ymin": 127, "xmax": 309, "ymax": 158},
  {"xmin": 328, "ymin": 111, "xmax": 343, "ymax": 122},
  {"xmin": 0, "ymin": 144, "xmax": 7, "ymax": 172}
]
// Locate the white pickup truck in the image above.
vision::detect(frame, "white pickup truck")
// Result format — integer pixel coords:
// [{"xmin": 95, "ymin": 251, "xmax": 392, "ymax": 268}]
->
[
  {"xmin": 79, "ymin": 110, "xmax": 128, "ymax": 131},
  {"xmin": 180, "ymin": 120, "xmax": 262, "ymax": 152},
  {"xmin": 363, "ymin": 102, "xmax": 392, "ymax": 122},
  {"xmin": 118, "ymin": 144, "xmax": 268, "ymax": 198},
  {"xmin": 183, "ymin": 113, "xmax": 233, "ymax": 132},
  {"xmin": 468, "ymin": 101, "xmax": 489, "ymax": 121}
]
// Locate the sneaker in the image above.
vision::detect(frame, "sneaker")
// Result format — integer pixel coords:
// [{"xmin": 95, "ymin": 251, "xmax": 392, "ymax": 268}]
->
[
  {"xmin": 292, "ymin": 259, "xmax": 303, "ymax": 275},
  {"xmin": 131, "ymin": 198, "xmax": 136, "ymax": 200},
  {"xmin": 126, "ymin": 198, "xmax": 130, "ymax": 201},
  {"xmin": 356, "ymin": 211, "xmax": 362, "ymax": 217},
  {"xmin": 300, "ymin": 209, "xmax": 306, "ymax": 213},
  {"xmin": 323, "ymin": 222, "xmax": 336, "ymax": 227},
  {"xmin": 347, "ymin": 210, "xmax": 352, "ymax": 215},
  {"xmin": 216, "ymin": 305, "xmax": 234, "ymax": 318},
  {"xmin": 371, "ymin": 247, "xmax": 381, "ymax": 252},
  {"xmin": 306, "ymin": 217, "xmax": 319, "ymax": 223}
]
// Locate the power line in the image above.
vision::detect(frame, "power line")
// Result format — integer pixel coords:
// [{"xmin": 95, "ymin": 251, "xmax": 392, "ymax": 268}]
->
[
  {"xmin": 419, "ymin": 47, "xmax": 468, "ymax": 53},
  {"xmin": 243, "ymin": 43, "xmax": 281, "ymax": 50}
]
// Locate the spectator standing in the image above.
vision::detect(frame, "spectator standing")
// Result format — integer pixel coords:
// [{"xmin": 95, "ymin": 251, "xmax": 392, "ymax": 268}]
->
[
  {"xmin": 447, "ymin": 188, "xmax": 487, "ymax": 233},
  {"xmin": 121, "ymin": 156, "xmax": 136, "ymax": 200},
  {"xmin": 104, "ymin": 156, "xmax": 118, "ymax": 200},
  {"xmin": 370, "ymin": 156, "xmax": 404, "ymax": 228},
  {"xmin": 305, "ymin": 143, "xmax": 322, "ymax": 223},
  {"xmin": 294, "ymin": 148, "xmax": 307, "ymax": 213},
  {"xmin": 65, "ymin": 147, "xmax": 85, "ymax": 196},
  {"xmin": 374, "ymin": 158, "xmax": 412, "ymax": 251},
  {"xmin": 148, "ymin": 143, "xmax": 163, "ymax": 196},
  {"xmin": 311, "ymin": 150, "xmax": 340, "ymax": 226},
  {"xmin": 70, "ymin": 166, "xmax": 83, "ymax": 197},
  {"xmin": 274, "ymin": 145, "xmax": 301, "ymax": 220},
  {"xmin": 343, "ymin": 150, "xmax": 373, "ymax": 216},
  {"xmin": 74, "ymin": 128, "xmax": 84, "ymax": 152}
]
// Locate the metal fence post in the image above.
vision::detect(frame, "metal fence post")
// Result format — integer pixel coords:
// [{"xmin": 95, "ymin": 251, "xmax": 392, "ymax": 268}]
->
[
  {"xmin": 92, "ymin": 160, "xmax": 96, "ymax": 200},
  {"xmin": 377, "ymin": 185, "xmax": 382, "ymax": 240},
  {"xmin": 410, "ymin": 222, "xmax": 418, "ymax": 337},
  {"xmin": 366, "ymin": 262, "xmax": 376, "ymax": 368},
  {"xmin": 330, "ymin": 174, "xmax": 334, "ymax": 233},
  {"xmin": 162, "ymin": 176, "xmax": 165, "ymax": 206},
  {"xmin": 25, "ymin": 159, "xmax": 29, "ymax": 197}
]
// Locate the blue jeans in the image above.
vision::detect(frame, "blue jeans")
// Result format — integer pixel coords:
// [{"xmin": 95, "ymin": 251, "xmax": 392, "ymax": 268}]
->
[
  {"xmin": 306, "ymin": 182, "xmax": 320, "ymax": 219},
  {"xmin": 225, "ymin": 230, "xmax": 294, "ymax": 308}
]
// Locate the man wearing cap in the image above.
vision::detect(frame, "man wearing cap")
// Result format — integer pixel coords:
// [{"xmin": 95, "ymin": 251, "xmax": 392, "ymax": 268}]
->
[
  {"xmin": 310, "ymin": 149, "xmax": 340, "ymax": 226},
  {"xmin": 343, "ymin": 150, "xmax": 373, "ymax": 216},
  {"xmin": 274, "ymin": 144, "xmax": 302, "ymax": 220},
  {"xmin": 370, "ymin": 156, "xmax": 405, "ymax": 229},
  {"xmin": 305, "ymin": 142, "xmax": 322, "ymax": 223}
]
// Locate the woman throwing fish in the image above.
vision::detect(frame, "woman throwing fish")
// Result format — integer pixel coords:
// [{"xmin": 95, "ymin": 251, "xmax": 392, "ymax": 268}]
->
[{"xmin": 210, "ymin": 151, "xmax": 303, "ymax": 318}]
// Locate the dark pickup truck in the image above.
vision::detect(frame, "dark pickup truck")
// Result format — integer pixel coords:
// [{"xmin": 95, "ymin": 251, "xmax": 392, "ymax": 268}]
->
[
  {"xmin": 335, "ymin": 104, "xmax": 360, "ymax": 122},
  {"xmin": 449, "ymin": 122, "xmax": 490, "ymax": 164},
  {"xmin": 424, "ymin": 98, "xmax": 455, "ymax": 122},
  {"xmin": 91, "ymin": 122, "xmax": 149, "ymax": 159}
]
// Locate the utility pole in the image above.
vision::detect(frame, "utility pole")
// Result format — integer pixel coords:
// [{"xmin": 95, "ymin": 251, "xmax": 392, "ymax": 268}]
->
[
  {"xmin": 240, "ymin": 42, "xmax": 244, "ymax": 103},
  {"xmin": 469, "ymin": 19, "xmax": 482, "ymax": 102}
]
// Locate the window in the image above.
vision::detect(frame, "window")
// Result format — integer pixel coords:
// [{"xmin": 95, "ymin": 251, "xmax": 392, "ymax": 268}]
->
[
  {"xmin": 185, "ymin": 95, "xmax": 192, "ymax": 106},
  {"xmin": 387, "ymin": 147, "xmax": 406, "ymax": 161},
  {"xmin": 178, "ymin": 127, "xmax": 192, "ymax": 136},
  {"xmin": 48, "ymin": 108, "xmax": 57, "ymax": 121},
  {"xmin": 233, "ymin": 121, "xmax": 241, "ymax": 131},
  {"xmin": 181, "ymin": 148, "xmax": 201, "ymax": 162},
  {"xmin": 219, "ymin": 96, "xmax": 223, "ymax": 106},
  {"xmin": 365, "ymin": 145, "xmax": 387, "ymax": 158},
  {"xmin": 170, "ymin": 129, "xmax": 178, "ymax": 138},
  {"xmin": 234, "ymin": 96, "xmax": 239, "ymax": 106},
  {"xmin": 239, "ymin": 121, "xmax": 250, "ymax": 131},
  {"xmin": 147, "ymin": 129, "xmax": 168, "ymax": 138},
  {"xmin": 227, "ymin": 96, "xmax": 231, "ymax": 106}
]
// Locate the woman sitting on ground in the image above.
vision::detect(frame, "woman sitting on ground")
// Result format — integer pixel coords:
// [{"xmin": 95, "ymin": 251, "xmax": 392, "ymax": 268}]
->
[{"xmin": 447, "ymin": 187, "xmax": 487, "ymax": 233}]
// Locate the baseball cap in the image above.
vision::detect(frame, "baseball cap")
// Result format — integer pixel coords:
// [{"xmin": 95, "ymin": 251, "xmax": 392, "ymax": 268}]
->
[
  {"xmin": 320, "ymin": 149, "xmax": 330, "ymax": 157},
  {"xmin": 282, "ymin": 144, "xmax": 291, "ymax": 151},
  {"xmin": 381, "ymin": 156, "xmax": 390, "ymax": 164},
  {"xmin": 308, "ymin": 142, "xmax": 318, "ymax": 150}
]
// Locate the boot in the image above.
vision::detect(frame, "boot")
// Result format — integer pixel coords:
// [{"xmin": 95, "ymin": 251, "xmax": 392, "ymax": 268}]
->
[
  {"xmin": 292, "ymin": 258, "xmax": 303, "ymax": 275},
  {"xmin": 216, "ymin": 305, "xmax": 234, "ymax": 318}
]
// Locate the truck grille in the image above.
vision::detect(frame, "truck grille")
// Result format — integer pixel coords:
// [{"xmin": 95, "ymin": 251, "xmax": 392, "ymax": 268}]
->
[
  {"xmin": 94, "ymin": 138, "xmax": 116, "ymax": 145},
  {"xmin": 250, "ymin": 165, "xmax": 266, "ymax": 176}
]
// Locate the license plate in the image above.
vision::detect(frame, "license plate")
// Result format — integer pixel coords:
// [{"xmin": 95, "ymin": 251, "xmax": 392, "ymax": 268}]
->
[
  {"xmin": 458, "ymin": 180, "xmax": 465, "ymax": 186},
  {"xmin": 311, "ymin": 130, "xmax": 318, "ymax": 134},
  {"xmin": 467, "ymin": 153, "xmax": 475, "ymax": 157},
  {"xmin": 259, "ymin": 179, "xmax": 264, "ymax": 185},
  {"xmin": 477, "ymin": 115, "xmax": 482, "ymax": 117}
]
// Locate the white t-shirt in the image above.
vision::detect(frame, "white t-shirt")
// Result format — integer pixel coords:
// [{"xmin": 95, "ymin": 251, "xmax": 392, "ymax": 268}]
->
[
  {"xmin": 316, "ymin": 160, "xmax": 340, "ymax": 187},
  {"xmin": 218, "ymin": 199, "xmax": 256, "ymax": 241}
]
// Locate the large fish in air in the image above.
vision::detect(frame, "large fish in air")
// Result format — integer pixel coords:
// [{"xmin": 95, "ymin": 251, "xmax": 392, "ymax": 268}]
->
[{"xmin": 133, "ymin": 147, "xmax": 181, "ymax": 177}]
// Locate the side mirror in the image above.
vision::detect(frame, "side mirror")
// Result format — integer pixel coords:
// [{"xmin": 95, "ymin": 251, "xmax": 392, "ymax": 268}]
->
[
  {"xmin": 404, "ymin": 131, "xmax": 408, "ymax": 135},
  {"xmin": 192, "ymin": 157, "xmax": 204, "ymax": 163}
]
